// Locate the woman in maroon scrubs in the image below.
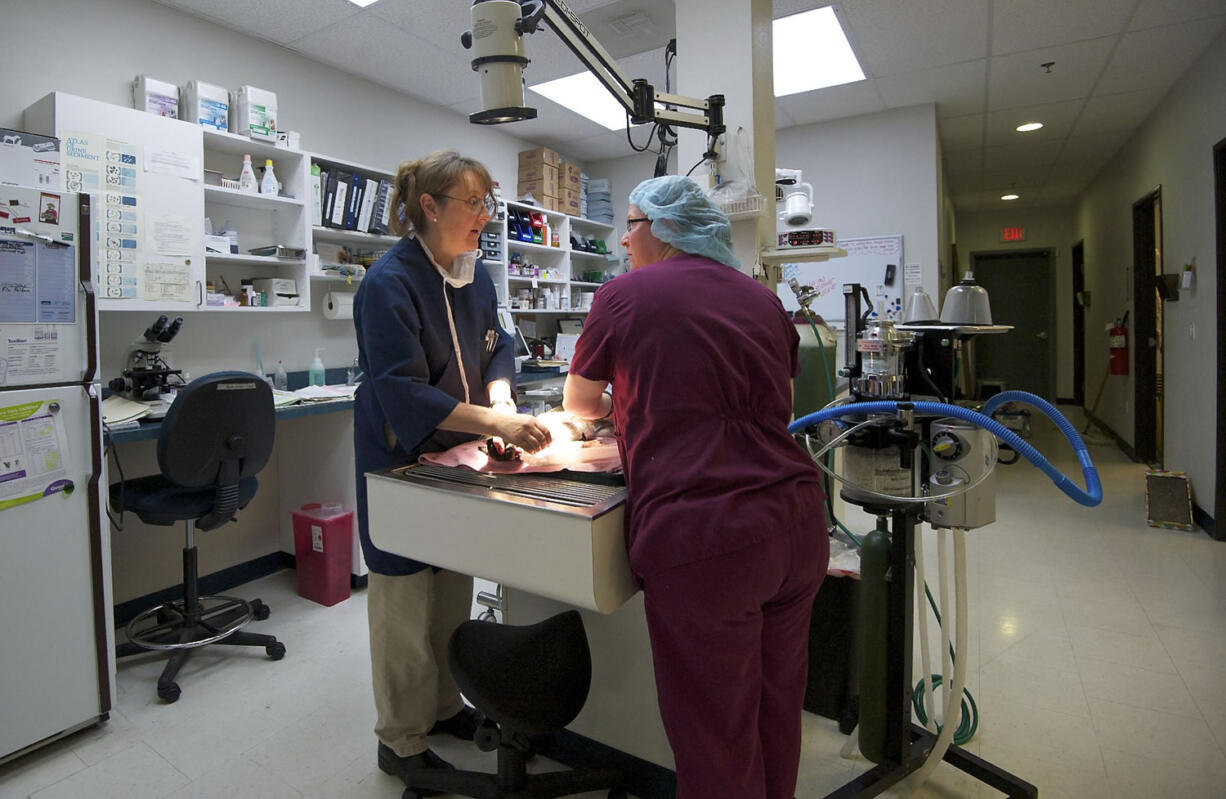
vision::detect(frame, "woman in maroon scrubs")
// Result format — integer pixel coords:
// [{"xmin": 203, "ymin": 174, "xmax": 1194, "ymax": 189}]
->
[{"xmin": 564, "ymin": 176, "xmax": 829, "ymax": 799}]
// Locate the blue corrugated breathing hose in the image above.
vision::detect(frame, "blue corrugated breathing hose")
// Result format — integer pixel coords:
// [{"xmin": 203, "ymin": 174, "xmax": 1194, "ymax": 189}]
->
[{"xmin": 788, "ymin": 399, "xmax": 1102, "ymax": 507}]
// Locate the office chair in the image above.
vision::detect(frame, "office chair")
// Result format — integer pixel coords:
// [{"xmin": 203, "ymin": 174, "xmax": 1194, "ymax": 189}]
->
[
  {"xmin": 112, "ymin": 371, "xmax": 285, "ymax": 703},
  {"xmin": 400, "ymin": 610, "xmax": 624, "ymax": 799}
]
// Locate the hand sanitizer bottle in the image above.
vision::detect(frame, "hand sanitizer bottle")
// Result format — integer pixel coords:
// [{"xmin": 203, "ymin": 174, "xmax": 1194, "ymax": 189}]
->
[
  {"xmin": 309, "ymin": 349, "xmax": 325, "ymax": 386},
  {"xmin": 260, "ymin": 159, "xmax": 278, "ymax": 195},
  {"xmin": 274, "ymin": 360, "xmax": 288, "ymax": 390},
  {"xmin": 238, "ymin": 154, "xmax": 258, "ymax": 194}
]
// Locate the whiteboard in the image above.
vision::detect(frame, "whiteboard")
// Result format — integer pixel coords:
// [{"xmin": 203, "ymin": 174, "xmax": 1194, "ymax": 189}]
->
[{"xmin": 776, "ymin": 235, "xmax": 903, "ymax": 324}]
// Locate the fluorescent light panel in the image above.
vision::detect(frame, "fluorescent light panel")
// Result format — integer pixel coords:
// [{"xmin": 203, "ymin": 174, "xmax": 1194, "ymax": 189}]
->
[
  {"xmin": 774, "ymin": 7, "xmax": 865, "ymax": 97},
  {"xmin": 529, "ymin": 72, "xmax": 652, "ymax": 131}
]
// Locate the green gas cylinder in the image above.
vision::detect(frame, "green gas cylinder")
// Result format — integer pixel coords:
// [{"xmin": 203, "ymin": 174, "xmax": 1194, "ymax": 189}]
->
[
  {"xmin": 857, "ymin": 520, "xmax": 891, "ymax": 764},
  {"xmin": 793, "ymin": 317, "xmax": 838, "ymax": 417}
]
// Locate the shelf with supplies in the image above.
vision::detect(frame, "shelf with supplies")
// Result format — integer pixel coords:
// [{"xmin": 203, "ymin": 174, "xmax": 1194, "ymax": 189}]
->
[
  {"xmin": 306, "ymin": 152, "xmax": 395, "ymax": 294},
  {"xmin": 204, "ymin": 184, "xmax": 304, "ymax": 211},
  {"xmin": 759, "ymin": 245, "xmax": 847, "ymax": 265},
  {"xmin": 311, "ymin": 225, "xmax": 399, "ymax": 246},
  {"xmin": 565, "ymin": 214, "xmax": 616, "ymax": 235},
  {"xmin": 205, "ymin": 253, "xmax": 305, "ymax": 267}
]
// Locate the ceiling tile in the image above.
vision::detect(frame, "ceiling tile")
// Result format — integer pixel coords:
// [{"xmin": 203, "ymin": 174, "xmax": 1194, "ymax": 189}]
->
[
  {"xmin": 984, "ymin": 98, "xmax": 1082, "ymax": 145},
  {"xmin": 154, "ymin": 0, "xmax": 360, "ymax": 45},
  {"xmin": 982, "ymin": 139, "xmax": 1064, "ymax": 170},
  {"xmin": 839, "ymin": 0, "xmax": 989, "ymax": 76},
  {"xmin": 988, "ymin": 37, "xmax": 1115, "ymax": 109},
  {"xmin": 775, "ymin": 81, "xmax": 885, "ymax": 127},
  {"xmin": 1095, "ymin": 18, "xmax": 1226, "ymax": 95},
  {"xmin": 1053, "ymin": 131, "xmax": 1132, "ymax": 168},
  {"xmin": 943, "ymin": 148, "xmax": 984, "ymax": 178},
  {"xmin": 990, "ymin": 0, "xmax": 1135, "ymax": 55},
  {"xmin": 876, "ymin": 60, "xmax": 987, "ymax": 118},
  {"xmin": 981, "ymin": 168, "xmax": 1048, "ymax": 190},
  {"xmin": 939, "ymin": 114, "xmax": 985, "ymax": 150},
  {"xmin": 1130, "ymin": 0, "xmax": 1226, "ymax": 30},
  {"xmin": 1071, "ymin": 87, "xmax": 1167, "ymax": 136}
]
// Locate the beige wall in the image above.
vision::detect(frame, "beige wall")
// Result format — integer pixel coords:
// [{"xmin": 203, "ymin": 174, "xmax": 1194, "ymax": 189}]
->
[{"xmin": 1073, "ymin": 29, "xmax": 1223, "ymax": 509}]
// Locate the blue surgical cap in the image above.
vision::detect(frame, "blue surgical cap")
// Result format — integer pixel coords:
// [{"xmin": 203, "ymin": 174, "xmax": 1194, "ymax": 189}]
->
[{"xmin": 628, "ymin": 176, "xmax": 740, "ymax": 269}]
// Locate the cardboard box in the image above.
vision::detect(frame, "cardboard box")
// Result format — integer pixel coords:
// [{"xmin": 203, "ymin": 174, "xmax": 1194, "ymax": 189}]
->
[
  {"xmin": 560, "ymin": 162, "xmax": 582, "ymax": 191},
  {"xmin": 561, "ymin": 194, "xmax": 582, "ymax": 217},
  {"xmin": 518, "ymin": 147, "xmax": 559, "ymax": 168},
  {"xmin": 517, "ymin": 179, "xmax": 558, "ymax": 202},
  {"xmin": 0, "ymin": 129, "xmax": 60, "ymax": 188},
  {"xmin": 538, "ymin": 195, "xmax": 562, "ymax": 212},
  {"xmin": 518, "ymin": 162, "xmax": 558, "ymax": 188}
]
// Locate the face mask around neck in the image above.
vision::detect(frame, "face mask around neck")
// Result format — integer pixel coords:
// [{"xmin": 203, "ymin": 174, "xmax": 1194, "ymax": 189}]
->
[{"xmin": 418, "ymin": 236, "xmax": 478, "ymax": 288}]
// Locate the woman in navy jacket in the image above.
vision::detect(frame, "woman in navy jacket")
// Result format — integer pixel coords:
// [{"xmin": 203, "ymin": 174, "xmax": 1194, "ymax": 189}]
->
[{"xmin": 353, "ymin": 151, "xmax": 551, "ymax": 784}]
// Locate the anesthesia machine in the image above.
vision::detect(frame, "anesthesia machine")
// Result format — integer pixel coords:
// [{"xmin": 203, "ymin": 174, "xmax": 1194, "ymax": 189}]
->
[{"xmin": 789, "ymin": 281, "xmax": 1101, "ymax": 798}]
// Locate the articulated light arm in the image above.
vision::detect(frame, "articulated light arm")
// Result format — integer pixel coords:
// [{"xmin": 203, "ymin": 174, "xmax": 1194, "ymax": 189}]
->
[{"xmin": 462, "ymin": 0, "xmax": 724, "ymax": 139}]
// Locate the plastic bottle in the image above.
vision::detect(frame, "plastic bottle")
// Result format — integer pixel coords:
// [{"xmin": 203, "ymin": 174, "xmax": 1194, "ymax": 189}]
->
[
  {"xmin": 238, "ymin": 154, "xmax": 258, "ymax": 194},
  {"xmin": 309, "ymin": 349, "xmax": 325, "ymax": 386},
  {"xmin": 273, "ymin": 360, "xmax": 288, "ymax": 390},
  {"xmin": 260, "ymin": 159, "xmax": 278, "ymax": 196}
]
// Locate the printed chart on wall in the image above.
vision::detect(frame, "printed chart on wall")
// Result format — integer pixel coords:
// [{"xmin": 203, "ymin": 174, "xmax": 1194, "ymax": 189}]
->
[
  {"xmin": 63, "ymin": 131, "xmax": 142, "ymax": 299},
  {"xmin": 776, "ymin": 235, "xmax": 904, "ymax": 324},
  {"xmin": 0, "ymin": 398, "xmax": 73, "ymax": 511}
]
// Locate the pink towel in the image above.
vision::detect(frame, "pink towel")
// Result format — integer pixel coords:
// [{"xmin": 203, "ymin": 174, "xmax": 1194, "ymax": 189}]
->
[{"xmin": 420, "ymin": 437, "xmax": 622, "ymax": 474}]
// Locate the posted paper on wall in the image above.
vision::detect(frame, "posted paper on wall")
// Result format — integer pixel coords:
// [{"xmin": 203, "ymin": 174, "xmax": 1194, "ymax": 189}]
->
[
  {"xmin": 0, "ymin": 398, "xmax": 73, "ymax": 511},
  {"xmin": 0, "ymin": 237, "xmax": 77, "ymax": 325},
  {"xmin": 65, "ymin": 132, "xmax": 143, "ymax": 299}
]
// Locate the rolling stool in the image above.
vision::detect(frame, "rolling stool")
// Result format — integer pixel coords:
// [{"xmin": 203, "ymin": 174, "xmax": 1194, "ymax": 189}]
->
[{"xmin": 401, "ymin": 610, "xmax": 624, "ymax": 799}]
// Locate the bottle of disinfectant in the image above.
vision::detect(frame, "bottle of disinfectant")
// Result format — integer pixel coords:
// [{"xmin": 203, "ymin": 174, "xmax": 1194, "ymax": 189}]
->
[
  {"xmin": 238, "ymin": 154, "xmax": 258, "ymax": 194},
  {"xmin": 309, "ymin": 349, "xmax": 325, "ymax": 386},
  {"xmin": 260, "ymin": 159, "xmax": 278, "ymax": 195},
  {"xmin": 273, "ymin": 360, "xmax": 288, "ymax": 391}
]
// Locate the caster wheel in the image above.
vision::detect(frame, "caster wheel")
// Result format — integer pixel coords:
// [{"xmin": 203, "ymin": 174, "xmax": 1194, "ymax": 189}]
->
[
  {"xmin": 251, "ymin": 600, "xmax": 271, "ymax": 621},
  {"xmin": 475, "ymin": 719, "xmax": 499, "ymax": 752},
  {"xmin": 266, "ymin": 642, "xmax": 286, "ymax": 660},
  {"xmin": 608, "ymin": 789, "xmax": 627, "ymax": 799},
  {"xmin": 158, "ymin": 682, "xmax": 181, "ymax": 703}
]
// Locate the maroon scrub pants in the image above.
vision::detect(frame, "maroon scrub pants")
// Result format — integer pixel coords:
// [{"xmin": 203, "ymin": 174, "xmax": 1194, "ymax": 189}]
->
[{"xmin": 641, "ymin": 526, "xmax": 828, "ymax": 799}]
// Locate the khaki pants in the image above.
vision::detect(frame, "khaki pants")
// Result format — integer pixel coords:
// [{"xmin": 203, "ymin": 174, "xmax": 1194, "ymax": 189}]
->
[{"xmin": 367, "ymin": 569, "xmax": 473, "ymax": 757}]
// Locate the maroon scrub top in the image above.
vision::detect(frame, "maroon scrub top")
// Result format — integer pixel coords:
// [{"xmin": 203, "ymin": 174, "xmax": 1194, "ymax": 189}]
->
[{"xmin": 570, "ymin": 253, "xmax": 825, "ymax": 577}]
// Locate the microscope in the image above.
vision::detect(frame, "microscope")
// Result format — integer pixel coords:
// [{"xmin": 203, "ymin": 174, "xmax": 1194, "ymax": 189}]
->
[{"xmin": 108, "ymin": 315, "xmax": 185, "ymax": 400}]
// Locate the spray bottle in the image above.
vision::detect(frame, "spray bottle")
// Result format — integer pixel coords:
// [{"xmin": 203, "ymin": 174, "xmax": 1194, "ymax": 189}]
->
[
  {"xmin": 309, "ymin": 349, "xmax": 325, "ymax": 386},
  {"xmin": 238, "ymin": 154, "xmax": 258, "ymax": 194}
]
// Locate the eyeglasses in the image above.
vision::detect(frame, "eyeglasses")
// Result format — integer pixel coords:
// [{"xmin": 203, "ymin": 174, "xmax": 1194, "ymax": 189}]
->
[
  {"xmin": 435, "ymin": 193, "xmax": 498, "ymax": 217},
  {"xmin": 625, "ymin": 216, "xmax": 650, "ymax": 231}
]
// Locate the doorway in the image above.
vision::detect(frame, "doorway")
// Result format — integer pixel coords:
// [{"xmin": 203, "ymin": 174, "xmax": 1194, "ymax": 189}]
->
[
  {"xmin": 970, "ymin": 249, "xmax": 1054, "ymax": 397},
  {"xmin": 1132, "ymin": 188, "xmax": 1163, "ymax": 465},
  {"xmin": 1214, "ymin": 139, "xmax": 1225, "ymax": 540},
  {"xmin": 1072, "ymin": 241, "xmax": 1086, "ymax": 405}
]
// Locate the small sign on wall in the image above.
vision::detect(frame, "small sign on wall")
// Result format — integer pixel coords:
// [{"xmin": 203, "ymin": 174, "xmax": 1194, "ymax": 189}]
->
[{"xmin": 1001, "ymin": 226, "xmax": 1026, "ymax": 242}]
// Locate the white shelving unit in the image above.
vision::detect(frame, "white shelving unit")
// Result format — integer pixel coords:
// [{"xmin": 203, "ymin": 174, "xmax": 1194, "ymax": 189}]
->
[
  {"xmin": 488, "ymin": 200, "xmax": 618, "ymax": 316},
  {"xmin": 201, "ymin": 128, "xmax": 309, "ymax": 312},
  {"xmin": 305, "ymin": 152, "xmax": 397, "ymax": 287}
]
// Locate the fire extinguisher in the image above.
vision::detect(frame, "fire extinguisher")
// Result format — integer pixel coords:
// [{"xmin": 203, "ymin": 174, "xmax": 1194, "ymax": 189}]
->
[{"xmin": 1109, "ymin": 310, "xmax": 1129, "ymax": 376}]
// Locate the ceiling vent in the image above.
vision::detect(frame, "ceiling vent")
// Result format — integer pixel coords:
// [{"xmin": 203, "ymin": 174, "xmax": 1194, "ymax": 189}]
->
[{"xmin": 607, "ymin": 12, "xmax": 654, "ymax": 36}]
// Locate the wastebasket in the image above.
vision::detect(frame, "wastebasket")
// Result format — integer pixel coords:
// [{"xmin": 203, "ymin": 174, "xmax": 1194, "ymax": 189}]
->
[
  {"xmin": 804, "ymin": 574, "xmax": 858, "ymax": 734},
  {"xmin": 291, "ymin": 502, "xmax": 353, "ymax": 606}
]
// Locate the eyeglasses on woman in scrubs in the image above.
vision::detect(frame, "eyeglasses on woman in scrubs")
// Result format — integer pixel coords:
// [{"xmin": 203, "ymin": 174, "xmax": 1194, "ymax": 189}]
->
[
  {"xmin": 625, "ymin": 216, "xmax": 649, "ymax": 231},
  {"xmin": 435, "ymin": 193, "xmax": 497, "ymax": 216}
]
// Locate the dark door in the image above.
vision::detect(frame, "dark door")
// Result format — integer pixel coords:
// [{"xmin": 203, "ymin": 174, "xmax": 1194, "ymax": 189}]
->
[
  {"xmin": 1215, "ymin": 139, "xmax": 1225, "ymax": 541},
  {"xmin": 1072, "ymin": 241, "xmax": 1086, "ymax": 405},
  {"xmin": 971, "ymin": 250, "xmax": 1054, "ymax": 397},
  {"xmin": 1132, "ymin": 189, "xmax": 1162, "ymax": 464}
]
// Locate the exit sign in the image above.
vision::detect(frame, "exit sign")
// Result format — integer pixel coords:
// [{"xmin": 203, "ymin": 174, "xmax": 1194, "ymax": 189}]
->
[{"xmin": 1001, "ymin": 226, "xmax": 1027, "ymax": 242}]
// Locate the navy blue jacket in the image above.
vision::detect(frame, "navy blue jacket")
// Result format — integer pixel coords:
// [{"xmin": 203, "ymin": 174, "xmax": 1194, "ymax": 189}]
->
[{"xmin": 353, "ymin": 236, "xmax": 515, "ymax": 575}]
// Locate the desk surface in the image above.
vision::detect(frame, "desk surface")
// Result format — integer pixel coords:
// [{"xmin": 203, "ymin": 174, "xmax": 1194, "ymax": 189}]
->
[{"xmin": 106, "ymin": 397, "xmax": 354, "ymax": 445}]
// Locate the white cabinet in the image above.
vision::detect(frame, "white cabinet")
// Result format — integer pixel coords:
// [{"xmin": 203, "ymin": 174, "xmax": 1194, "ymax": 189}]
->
[
  {"xmin": 303, "ymin": 152, "xmax": 398, "ymax": 287},
  {"xmin": 488, "ymin": 200, "xmax": 618, "ymax": 318},
  {"xmin": 201, "ymin": 129, "xmax": 309, "ymax": 312}
]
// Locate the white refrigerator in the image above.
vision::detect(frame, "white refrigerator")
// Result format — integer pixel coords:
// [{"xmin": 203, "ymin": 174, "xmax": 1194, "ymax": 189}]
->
[{"xmin": 0, "ymin": 186, "xmax": 114, "ymax": 764}]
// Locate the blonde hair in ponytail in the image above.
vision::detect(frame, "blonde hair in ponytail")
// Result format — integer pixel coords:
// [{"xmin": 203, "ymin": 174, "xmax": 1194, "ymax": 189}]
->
[{"xmin": 389, "ymin": 150, "xmax": 494, "ymax": 237}]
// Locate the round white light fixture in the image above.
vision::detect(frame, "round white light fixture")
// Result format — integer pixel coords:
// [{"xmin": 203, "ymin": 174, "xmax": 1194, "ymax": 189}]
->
[
  {"xmin": 1001, "ymin": 193, "xmax": 1020, "ymax": 201},
  {"xmin": 1016, "ymin": 122, "xmax": 1044, "ymax": 132}
]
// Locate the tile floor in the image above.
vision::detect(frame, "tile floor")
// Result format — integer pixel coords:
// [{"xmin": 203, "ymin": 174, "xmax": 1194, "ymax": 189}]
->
[{"xmin": 2, "ymin": 410, "xmax": 1224, "ymax": 798}]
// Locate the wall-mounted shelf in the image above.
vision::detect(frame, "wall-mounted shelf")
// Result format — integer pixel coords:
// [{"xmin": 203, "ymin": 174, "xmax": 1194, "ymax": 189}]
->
[
  {"xmin": 759, "ymin": 245, "xmax": 847, "ymax": 265},
  {"xmin": 204, "ymin": 184, "xmax": 303, "ymax": 210},
  {"xmin": 206, "ymin": 253, "xmax": 305, "ymax": 267}
]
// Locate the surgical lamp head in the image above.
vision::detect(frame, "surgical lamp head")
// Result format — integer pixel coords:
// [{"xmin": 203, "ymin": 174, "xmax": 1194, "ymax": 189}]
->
[{"xmin": 462, "ymin": 0, "xmax": 538, "ymax": 125}]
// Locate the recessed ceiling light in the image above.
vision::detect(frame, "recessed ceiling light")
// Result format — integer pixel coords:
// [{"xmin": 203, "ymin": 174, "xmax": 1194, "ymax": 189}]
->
[
  {"xmin": 1001, "ymin": 194, "xmax": 1020, "ymax": 201},
  {"xmin": 773, "ymin": 7, "xmax": 865, "ymax": 97},
  {"xmin": 347, "ymin": 0, "xmax": 378, "ymax": 7},
  {"xmin": 1016, "ymin": 122, "xmax": 1044, "ymax": 132},
  {"xmin": 529, "ymin": 72, "xmax": 653, "ymax": 131}
]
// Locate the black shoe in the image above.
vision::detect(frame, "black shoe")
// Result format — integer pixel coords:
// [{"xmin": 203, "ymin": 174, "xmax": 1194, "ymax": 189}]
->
[
  {"xmin": 377, "ymin": 743, "xmax": 454, "ymax": 795},
  {"xmin": 428, "ymin": 705, "xmax": 483, "ymax": 741}
]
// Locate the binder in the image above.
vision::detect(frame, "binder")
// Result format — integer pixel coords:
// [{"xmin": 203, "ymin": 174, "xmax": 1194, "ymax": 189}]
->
[
  {"xmin": 329, "ymin": 170, "xmax": 350, "ymax": 228},
  {"xmin": 311, "ymin": 164, "xmax": 324, "ymax": 226},
  {"xmin": 357, "ymin": 177, "xmax": 377, "ymax": 233},
  {"xmin": 370, "ymin": 180, "xmax": 392, "ymax": 235},
  {"xmin": 322, "ymin": 170, "xmax": 337, "ymax": 228},
  {"xmin": 344, "ymin": 171, "xmax": 363, "ymax": 230}
]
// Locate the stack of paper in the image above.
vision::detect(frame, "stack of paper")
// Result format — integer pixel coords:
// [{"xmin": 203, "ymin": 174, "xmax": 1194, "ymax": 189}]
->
[
  {"xmin": 292, "ymin": 384, "xmax": 358, "ymax": 402},
  {"xmin": 101, "ymin": 395, "xmax": 152, "ymax": 427},
  {"xmin": 585, "ymin": 177, "xmax": 613, "ymax": 225}
]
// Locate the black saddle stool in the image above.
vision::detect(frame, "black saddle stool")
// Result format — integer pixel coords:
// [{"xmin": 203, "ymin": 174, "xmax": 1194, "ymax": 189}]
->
[
  {"xmin": 402, "ymin": 610, "xmax": 624, "ymax": 799},
  {"xmin": 111, "ymin": 372, "xmax": 285, "ymax": 703}
]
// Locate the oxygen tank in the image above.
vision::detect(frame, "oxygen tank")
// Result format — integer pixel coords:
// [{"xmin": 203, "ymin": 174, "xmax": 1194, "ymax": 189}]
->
[
  {"xmin": 793, "ymin": 317, "xmax": 838, "ymax": 417},
  {"xmin": 857, "ymin": 519, "xmax": 891, "ymax": 764}
]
